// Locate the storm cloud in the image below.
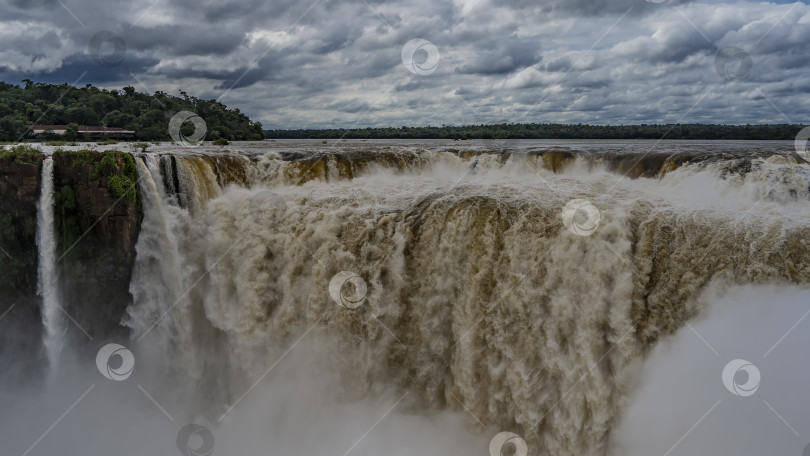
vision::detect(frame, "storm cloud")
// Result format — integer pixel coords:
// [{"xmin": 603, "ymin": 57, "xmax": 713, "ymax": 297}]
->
[{"xmin": 0, "ymin": 0, "xmax": 808, "ymax": 128}]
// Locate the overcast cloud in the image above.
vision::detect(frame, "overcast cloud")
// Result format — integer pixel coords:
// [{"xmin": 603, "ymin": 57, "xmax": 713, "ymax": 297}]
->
[{"xmin": 1, "ymin": 0, "xmax": 808, "ymax": 128}]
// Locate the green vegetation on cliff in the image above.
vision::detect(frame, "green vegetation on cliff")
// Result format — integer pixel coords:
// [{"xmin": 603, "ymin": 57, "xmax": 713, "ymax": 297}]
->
[
  {"xmin": 53, "ymin": 149, "xmax": 139, "ymax": 202},
  {"xmin": 0, "ymin": 80, "xmax": 264, "ymax": 142},
  {"xmin": 49, "ymin": 148, "xmax": 142, "ymax": 345},
  {"xmin": 265, "ymin": 123, "xmax": 807, "ymax": 140},
  {"xmin": 0, "ymin": 144, "xmax": 42, "ymax": 163}
]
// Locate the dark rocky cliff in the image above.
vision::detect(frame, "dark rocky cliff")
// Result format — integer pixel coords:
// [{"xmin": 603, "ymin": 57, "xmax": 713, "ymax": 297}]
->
[
  {"xmin": 0, "ymin": 147, "xmax": 142, "ymax": 377},
  {"xmin": 0, "ymin": 148, "xmax": 45, "ymax": 383},
  {"xmin": 52, "ymin": 149, "xmax": 142, "ymax": 350}
]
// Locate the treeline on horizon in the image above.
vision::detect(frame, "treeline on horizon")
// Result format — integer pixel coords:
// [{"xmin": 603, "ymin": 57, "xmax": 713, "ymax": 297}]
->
[
  {"xmin": 264, "ymin": 123, "xmax": 806, "ymax": 140},
  {"xmin": 0, "ymin": 81, "xmax": 264, "ymax": 141}
]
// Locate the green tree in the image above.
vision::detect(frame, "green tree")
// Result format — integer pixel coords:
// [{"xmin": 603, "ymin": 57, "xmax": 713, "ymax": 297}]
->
[{"xmin": 65, "ymin": 123, "xmax": 79, "ymax": 141}]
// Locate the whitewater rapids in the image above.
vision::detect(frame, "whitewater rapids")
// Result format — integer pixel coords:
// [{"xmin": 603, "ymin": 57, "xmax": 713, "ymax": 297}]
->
[
  {"xmin": 122, "ymin": 141, "xmax": 810, "ymax": 455},
  {"xmin": 3, "ymin": 140, "xmax": 810, "ymax": 456}
]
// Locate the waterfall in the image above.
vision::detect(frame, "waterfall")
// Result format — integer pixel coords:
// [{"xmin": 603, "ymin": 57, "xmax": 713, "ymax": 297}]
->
[
  {"xmin": 0, "ymin": 143, "xmax": 808, "ymax": 456},
  {"xmin": 126, "ymin": 155, "xmax": 227, "ymax": 390},
  {"xmin": 114, "ymin": 148, "xmax": 810, "ymax": 456},
  {"xmin": 126, "ymin": 157, "xmax": 191, "ymax": 369},
  {"xmin": 35, "ymin": 156, "xmax": 62, "ymax": 370}
]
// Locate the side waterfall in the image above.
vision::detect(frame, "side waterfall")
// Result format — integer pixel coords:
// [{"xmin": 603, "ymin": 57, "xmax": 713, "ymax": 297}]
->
[{"xmin": 35, "ymin": 156, "xmax": 62, "ymax": 370}]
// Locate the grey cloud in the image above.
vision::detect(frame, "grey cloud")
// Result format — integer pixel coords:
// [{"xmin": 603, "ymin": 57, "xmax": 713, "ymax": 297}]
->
[
  {"xmin": 456, "ymin": 35, "xmax": 542, "ymax": 75},
  {"xmin": 214, "ymin": 68, "xmax": 266, "ymax": 91},
  {"xmin": 562, "ymin": 74, "xmax": 611, "ymax": 90},
  {"xmin": 0, "ymin": 52, "xmax": 159, "ymax": 85},
  {"xmin": 8, "ymin": 0, "xmax": 56, "ymax": 9},
  {"xmin": 490, "ymin": 0, "xmax": 694, "ymax": 17},
  {"xmin": 9, "ymin": 30, "xmax": 64, "ymax": 55},
  {"xmin": 0, "ymin": 0, "xmax": 808, "ymax": 128},
  {"xmin": 125, "ymin": 25, "xmax": 247, "ymax": 56},
  {"xmin": 544, "ymin": 57, "xmax": 572, "ymax": 73},
  {"xmin": 324, "ymin": 99, "xmax": 384, "ymax": 113}
]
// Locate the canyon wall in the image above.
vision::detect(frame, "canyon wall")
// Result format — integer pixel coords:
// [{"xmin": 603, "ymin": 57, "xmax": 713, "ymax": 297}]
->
[
  {"xmin": 0, "ymin": 148, "xmax": 142, "ymax": 377},
  {"xmin": 51, "ymin": 149, "xmax": 142, "ymax": 350},
  {"xmin": 0, "ymin": 149, "xmax": 45, "ymax": 383}
]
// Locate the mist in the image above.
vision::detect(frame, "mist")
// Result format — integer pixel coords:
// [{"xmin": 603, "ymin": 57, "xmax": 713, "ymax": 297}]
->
[
  {"xmin": 613, "ymin": 283, "xmax": 810, "ymax": 456},
  {"xmin": 0, "ymin": 334, "xmax": 488, "ymax": 456}
]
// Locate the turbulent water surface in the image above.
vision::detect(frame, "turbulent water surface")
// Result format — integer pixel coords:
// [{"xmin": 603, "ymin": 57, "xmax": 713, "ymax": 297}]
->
[{"xmin": 3, "ymin": 139, "xmax": 810, "ymax": 456}]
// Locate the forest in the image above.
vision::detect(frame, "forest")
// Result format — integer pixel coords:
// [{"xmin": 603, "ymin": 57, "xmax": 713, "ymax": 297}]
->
[
  {"xmin": 2, "ymin": 81, "xmax": 805, "ymax": 142},
  {"xmin": 0, "ymin": 81, "xmax": 264, "ymax": 141},
  {"xmin": 264, "ymin": 123, "xmax": 806, "ymax": 140}
]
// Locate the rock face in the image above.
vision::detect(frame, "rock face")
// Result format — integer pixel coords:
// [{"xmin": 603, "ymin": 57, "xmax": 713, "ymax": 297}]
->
[
  {"xmin": 0, "ymin": 148, "xmax": 142, "ymax": 378},
  {"xmin": 0, "ymin": 150, "xmax": 45, "ymax": 383},
  {"xmin": 51, "ymin": 150, "xmax": 142, "ymax": 351}
]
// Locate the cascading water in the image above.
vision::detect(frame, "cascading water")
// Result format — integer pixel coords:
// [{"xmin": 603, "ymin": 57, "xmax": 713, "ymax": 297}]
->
[
  {"xmin": 126, "ymin": 155, "xmax": 231, "ymax": 400},
  {"xmin": 118, "ymin": 143, "xmax": 810, "ymax": 455},
  {"xmin": 35, "ymin": 156, "xmax": 62, "ymax": 371},
  {"xmin": 126, "ymin": 157, "xmax": 190, "ymax": 369},
  {"xmin": 5, "ymin": 142, "xmax": 810, "ymax": 456}
]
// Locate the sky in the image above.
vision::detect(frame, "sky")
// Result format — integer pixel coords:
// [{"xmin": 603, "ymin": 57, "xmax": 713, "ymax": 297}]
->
[{"xmin": 0, "ymin": 0, "xmax": 809, "ymax": 129}]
